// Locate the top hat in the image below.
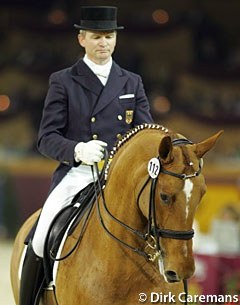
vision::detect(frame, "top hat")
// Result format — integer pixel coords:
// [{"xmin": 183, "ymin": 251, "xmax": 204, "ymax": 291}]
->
[{"xmin": 74, "ymin": 6, "xmax": 124, "ymax": 31}]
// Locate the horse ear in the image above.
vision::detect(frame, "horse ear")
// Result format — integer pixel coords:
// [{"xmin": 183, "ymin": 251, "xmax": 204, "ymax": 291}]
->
[
  {"xmin": 159, "ymin": 136, "xmax": 173, "ymax": 163},
  {"xmin": 194, "ymin": 130, "xmax": 224, "ymax": 158}
]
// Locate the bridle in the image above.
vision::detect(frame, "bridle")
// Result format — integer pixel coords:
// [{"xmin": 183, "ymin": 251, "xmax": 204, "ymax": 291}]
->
[
  {"xmin": 145, "ymin": 138, "xmax": 202, "ymax": 254},
  {"xmin": 95, "ymin": 138, "xmax": 201, "ymax": 260},
  {"xmin": 93, "ymin": 137, "xmax": 202, "ymax": 305}
]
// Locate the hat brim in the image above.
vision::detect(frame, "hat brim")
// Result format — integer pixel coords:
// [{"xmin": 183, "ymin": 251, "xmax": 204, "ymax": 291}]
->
[{"xmin": 74, "ymin": 24, "xmax": 124, "ymax": 31}]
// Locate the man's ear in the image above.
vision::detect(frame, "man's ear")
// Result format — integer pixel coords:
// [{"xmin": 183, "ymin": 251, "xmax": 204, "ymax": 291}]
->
[{"xmin": 78, "ymin": 34, "xmax": 85, "ymax": 48}]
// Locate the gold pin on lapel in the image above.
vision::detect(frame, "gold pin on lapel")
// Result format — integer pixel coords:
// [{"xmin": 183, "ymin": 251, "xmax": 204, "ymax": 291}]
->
[{"xmin": 125, "ymin": 110, "xmax": 134, "ymax": 124}]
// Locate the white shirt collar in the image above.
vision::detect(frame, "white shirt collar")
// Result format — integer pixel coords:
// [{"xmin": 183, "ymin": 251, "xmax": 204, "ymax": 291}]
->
[{"xmin": 83, "ymin": 55, "xmax": 112, "ymax": 78}]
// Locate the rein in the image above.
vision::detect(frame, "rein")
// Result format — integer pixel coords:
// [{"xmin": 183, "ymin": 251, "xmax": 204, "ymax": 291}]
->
[
  {"xmin": 51, "ymin": 136, "xmax": 200, "ymax": 302},
  {"xmin": 93, "ymin": 163, "xmax": 149, "ymax": 260}
]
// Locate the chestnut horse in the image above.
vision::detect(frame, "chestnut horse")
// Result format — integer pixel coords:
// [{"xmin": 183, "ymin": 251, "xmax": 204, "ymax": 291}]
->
[{"xmin": 11, "ymin": 124, "xmax": 222, "ymax": 305}]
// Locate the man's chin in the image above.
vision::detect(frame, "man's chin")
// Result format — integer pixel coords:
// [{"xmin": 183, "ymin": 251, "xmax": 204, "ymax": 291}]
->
[{"xmin": 96, "ymin": 55, "xmax": 111, "ymax": 63}]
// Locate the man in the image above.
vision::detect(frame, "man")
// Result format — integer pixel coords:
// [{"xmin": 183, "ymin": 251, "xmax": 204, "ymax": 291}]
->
[{"xmin": 19, "ymin": 6, "xmax": 153, "ymax": 305}]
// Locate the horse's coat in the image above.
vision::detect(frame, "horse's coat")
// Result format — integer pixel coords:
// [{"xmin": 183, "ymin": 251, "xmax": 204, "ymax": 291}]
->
[{"xmin": 10, "ymin": 124, "xmax": 223, "ymax": 305}]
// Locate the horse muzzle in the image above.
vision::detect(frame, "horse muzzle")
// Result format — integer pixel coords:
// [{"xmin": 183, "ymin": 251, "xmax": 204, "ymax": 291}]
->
[{"xmin": 158, "ymin": 244, "xmax": 195, "ymax": 283}]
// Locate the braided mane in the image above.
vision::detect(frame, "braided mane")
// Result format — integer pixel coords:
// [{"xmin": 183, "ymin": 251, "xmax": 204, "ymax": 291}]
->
[{"xmin": 104, "ymin": 123, "xmax": 170, "ymax": 180}]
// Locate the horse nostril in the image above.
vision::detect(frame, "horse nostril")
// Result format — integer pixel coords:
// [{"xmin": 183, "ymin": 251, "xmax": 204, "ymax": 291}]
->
[{"xmin": 164, "ymin": 270, "xmax": 179, "ymax": 283}]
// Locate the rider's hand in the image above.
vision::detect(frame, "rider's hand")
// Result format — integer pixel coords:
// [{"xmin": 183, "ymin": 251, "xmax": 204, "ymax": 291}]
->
[{"xmin": 74, "ymin": 140, "xmax": 107, "ymax": 165}]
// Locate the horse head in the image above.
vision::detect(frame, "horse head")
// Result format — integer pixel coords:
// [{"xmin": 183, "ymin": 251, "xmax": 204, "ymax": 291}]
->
[{"xmin": 134, "ymin": 126, "xmax": 223, "ymax": 283}]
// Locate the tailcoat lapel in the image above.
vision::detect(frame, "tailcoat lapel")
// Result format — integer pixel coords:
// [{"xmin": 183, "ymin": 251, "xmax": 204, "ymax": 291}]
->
[
  {"xmin": 70, "ymin": 59, "xmax": 128, "ymax": 115},
  {"xmin": 70, "ymin": 59, "xmax": 103, "ymax": 96},
  {"xmin": 92, "ymin": 62, "xmax": 128, "ymax": 115}
]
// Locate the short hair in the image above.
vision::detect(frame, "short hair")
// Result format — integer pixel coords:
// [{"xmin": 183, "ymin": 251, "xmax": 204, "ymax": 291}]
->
[
  {"xmin": 79, "ymin": 30, "xmax": 86, "ymax": 36},
  {"xmin": 78, "ymin": 30, "xmax": 117, "ymax": 36}
]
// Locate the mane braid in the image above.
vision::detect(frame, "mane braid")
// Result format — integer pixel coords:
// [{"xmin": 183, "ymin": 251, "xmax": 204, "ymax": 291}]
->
[{"xmin": 104, "ymin": 123, "xmax": 169, "ymax": 181}]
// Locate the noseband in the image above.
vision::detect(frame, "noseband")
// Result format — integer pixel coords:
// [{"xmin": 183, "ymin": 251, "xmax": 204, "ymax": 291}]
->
[{"xmin": 147, "ymin": 177, "xmax": 194, "ymax": 255}]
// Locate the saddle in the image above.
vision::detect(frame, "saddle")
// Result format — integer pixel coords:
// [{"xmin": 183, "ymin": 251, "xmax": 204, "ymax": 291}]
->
[
  {"xmin": 24, "ymin": 181, "xmax": 99, "ymax": 285},
  {"xmin": 43, "ymin": 182, "xmax": 98, "ymax": 284},
  {"xmin": 25, "ymin": 159, "xmax": 107, "ymax": 286}
]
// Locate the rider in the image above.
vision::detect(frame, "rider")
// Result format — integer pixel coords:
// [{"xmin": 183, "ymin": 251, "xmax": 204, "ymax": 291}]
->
[{"xmin": 19, "ymin": 6, "xmax": 153, "ymax": 305}]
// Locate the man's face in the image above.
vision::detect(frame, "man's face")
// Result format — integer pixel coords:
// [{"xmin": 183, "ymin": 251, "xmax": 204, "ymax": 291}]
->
[{"xmin": 78, "ymin": 31, "xmax": 117, "ymax": 65}]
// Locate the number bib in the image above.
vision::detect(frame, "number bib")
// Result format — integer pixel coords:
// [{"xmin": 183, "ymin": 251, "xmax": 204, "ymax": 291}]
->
[{"xmin": 148, "ymin": 158, "xmax": 161, "ymax": 179}]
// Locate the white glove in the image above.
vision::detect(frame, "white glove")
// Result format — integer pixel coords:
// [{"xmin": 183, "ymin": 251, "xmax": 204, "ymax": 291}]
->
[{"xmin": 74, "ymin": 140, "xmax": 108, "ymax": 165}]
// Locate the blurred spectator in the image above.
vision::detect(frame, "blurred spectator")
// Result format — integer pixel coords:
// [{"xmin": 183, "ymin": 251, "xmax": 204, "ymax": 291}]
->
[
  {"xmin": 193, "ymin": 204, "xmax": 240, "ymax": 255},
  {"xmin": 210, "ymin": 204, "xmax": 240, "ymax": 254},
  {"xmin": 193, "ymin": 220, "xmax": 218, "ymax": 255}
]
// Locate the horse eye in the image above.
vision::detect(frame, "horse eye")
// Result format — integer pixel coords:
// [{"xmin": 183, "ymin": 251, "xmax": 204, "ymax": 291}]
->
[{"xmin": 160, "ymin": 193, "xmax": 171, "ymax": 204}]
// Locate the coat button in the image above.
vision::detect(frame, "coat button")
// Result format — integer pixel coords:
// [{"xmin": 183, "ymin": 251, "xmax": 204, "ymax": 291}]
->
[
  {"xmin": 116, "ymin": 133, "xmax": 122, "ymax": 140},
  {"xmin": 117, "ymin": 115, "xmax": 123, "ymax": 121},
  {"xmin": 91, "ymin": 117, "xmax": 96, "ymax": 123},
  {"xmin": 92, "ymin": 134, "xmax": 98, "ymax": 140}
]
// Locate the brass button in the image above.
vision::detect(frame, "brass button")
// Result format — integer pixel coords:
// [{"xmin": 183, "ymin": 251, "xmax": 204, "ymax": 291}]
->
[
  {"xmin": 117, "ymin": 115, "xmax": 123, "ymax": 121},
  {"xmin": 116, "ymin": 133, "xmax": 122, "ymax": 140},
  {"xmin": 92, "ymin": 134, "xmax": 98, "ymax": 140},
  {"xmin": 91, "ymin": 117, "xmax": 96, "ymax": 123}
]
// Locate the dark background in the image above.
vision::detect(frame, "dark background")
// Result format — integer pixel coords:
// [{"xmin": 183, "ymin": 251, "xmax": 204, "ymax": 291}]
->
[
  {"xmin": 1, "ymin": 0, "xmax": 240, "ymax": 128},
  {"xmin": 0, "ymin": 0, "xmax": 240, "ymax": 236}
]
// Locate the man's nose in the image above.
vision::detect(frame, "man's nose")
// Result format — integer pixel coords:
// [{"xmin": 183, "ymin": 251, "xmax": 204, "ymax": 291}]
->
[{"xmin": 99, "ymin": 37, "xmax": 107, "ymax": 46}]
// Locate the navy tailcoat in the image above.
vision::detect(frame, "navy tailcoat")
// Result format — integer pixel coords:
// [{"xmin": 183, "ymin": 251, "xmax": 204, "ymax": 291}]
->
[{"xmin": 38, "ymin": 59, "xmax": 153, "ymax": 190}]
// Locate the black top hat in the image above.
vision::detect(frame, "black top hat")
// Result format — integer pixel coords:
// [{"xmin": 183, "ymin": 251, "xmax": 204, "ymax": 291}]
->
[{"xmin": 74, "ymin": 6, "xmax": 124, "ymax": 31}]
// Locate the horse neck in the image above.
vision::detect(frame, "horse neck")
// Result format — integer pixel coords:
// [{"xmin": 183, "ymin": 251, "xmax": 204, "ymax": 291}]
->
[{"xmin": 102, "ymin": 130, "xmax": 164, "ymax": 235}]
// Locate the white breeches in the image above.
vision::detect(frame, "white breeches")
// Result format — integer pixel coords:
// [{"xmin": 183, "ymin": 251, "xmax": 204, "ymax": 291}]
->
[{"xmin": 32, "ymin": 165, "xmax": 97, "ymax": 257}]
